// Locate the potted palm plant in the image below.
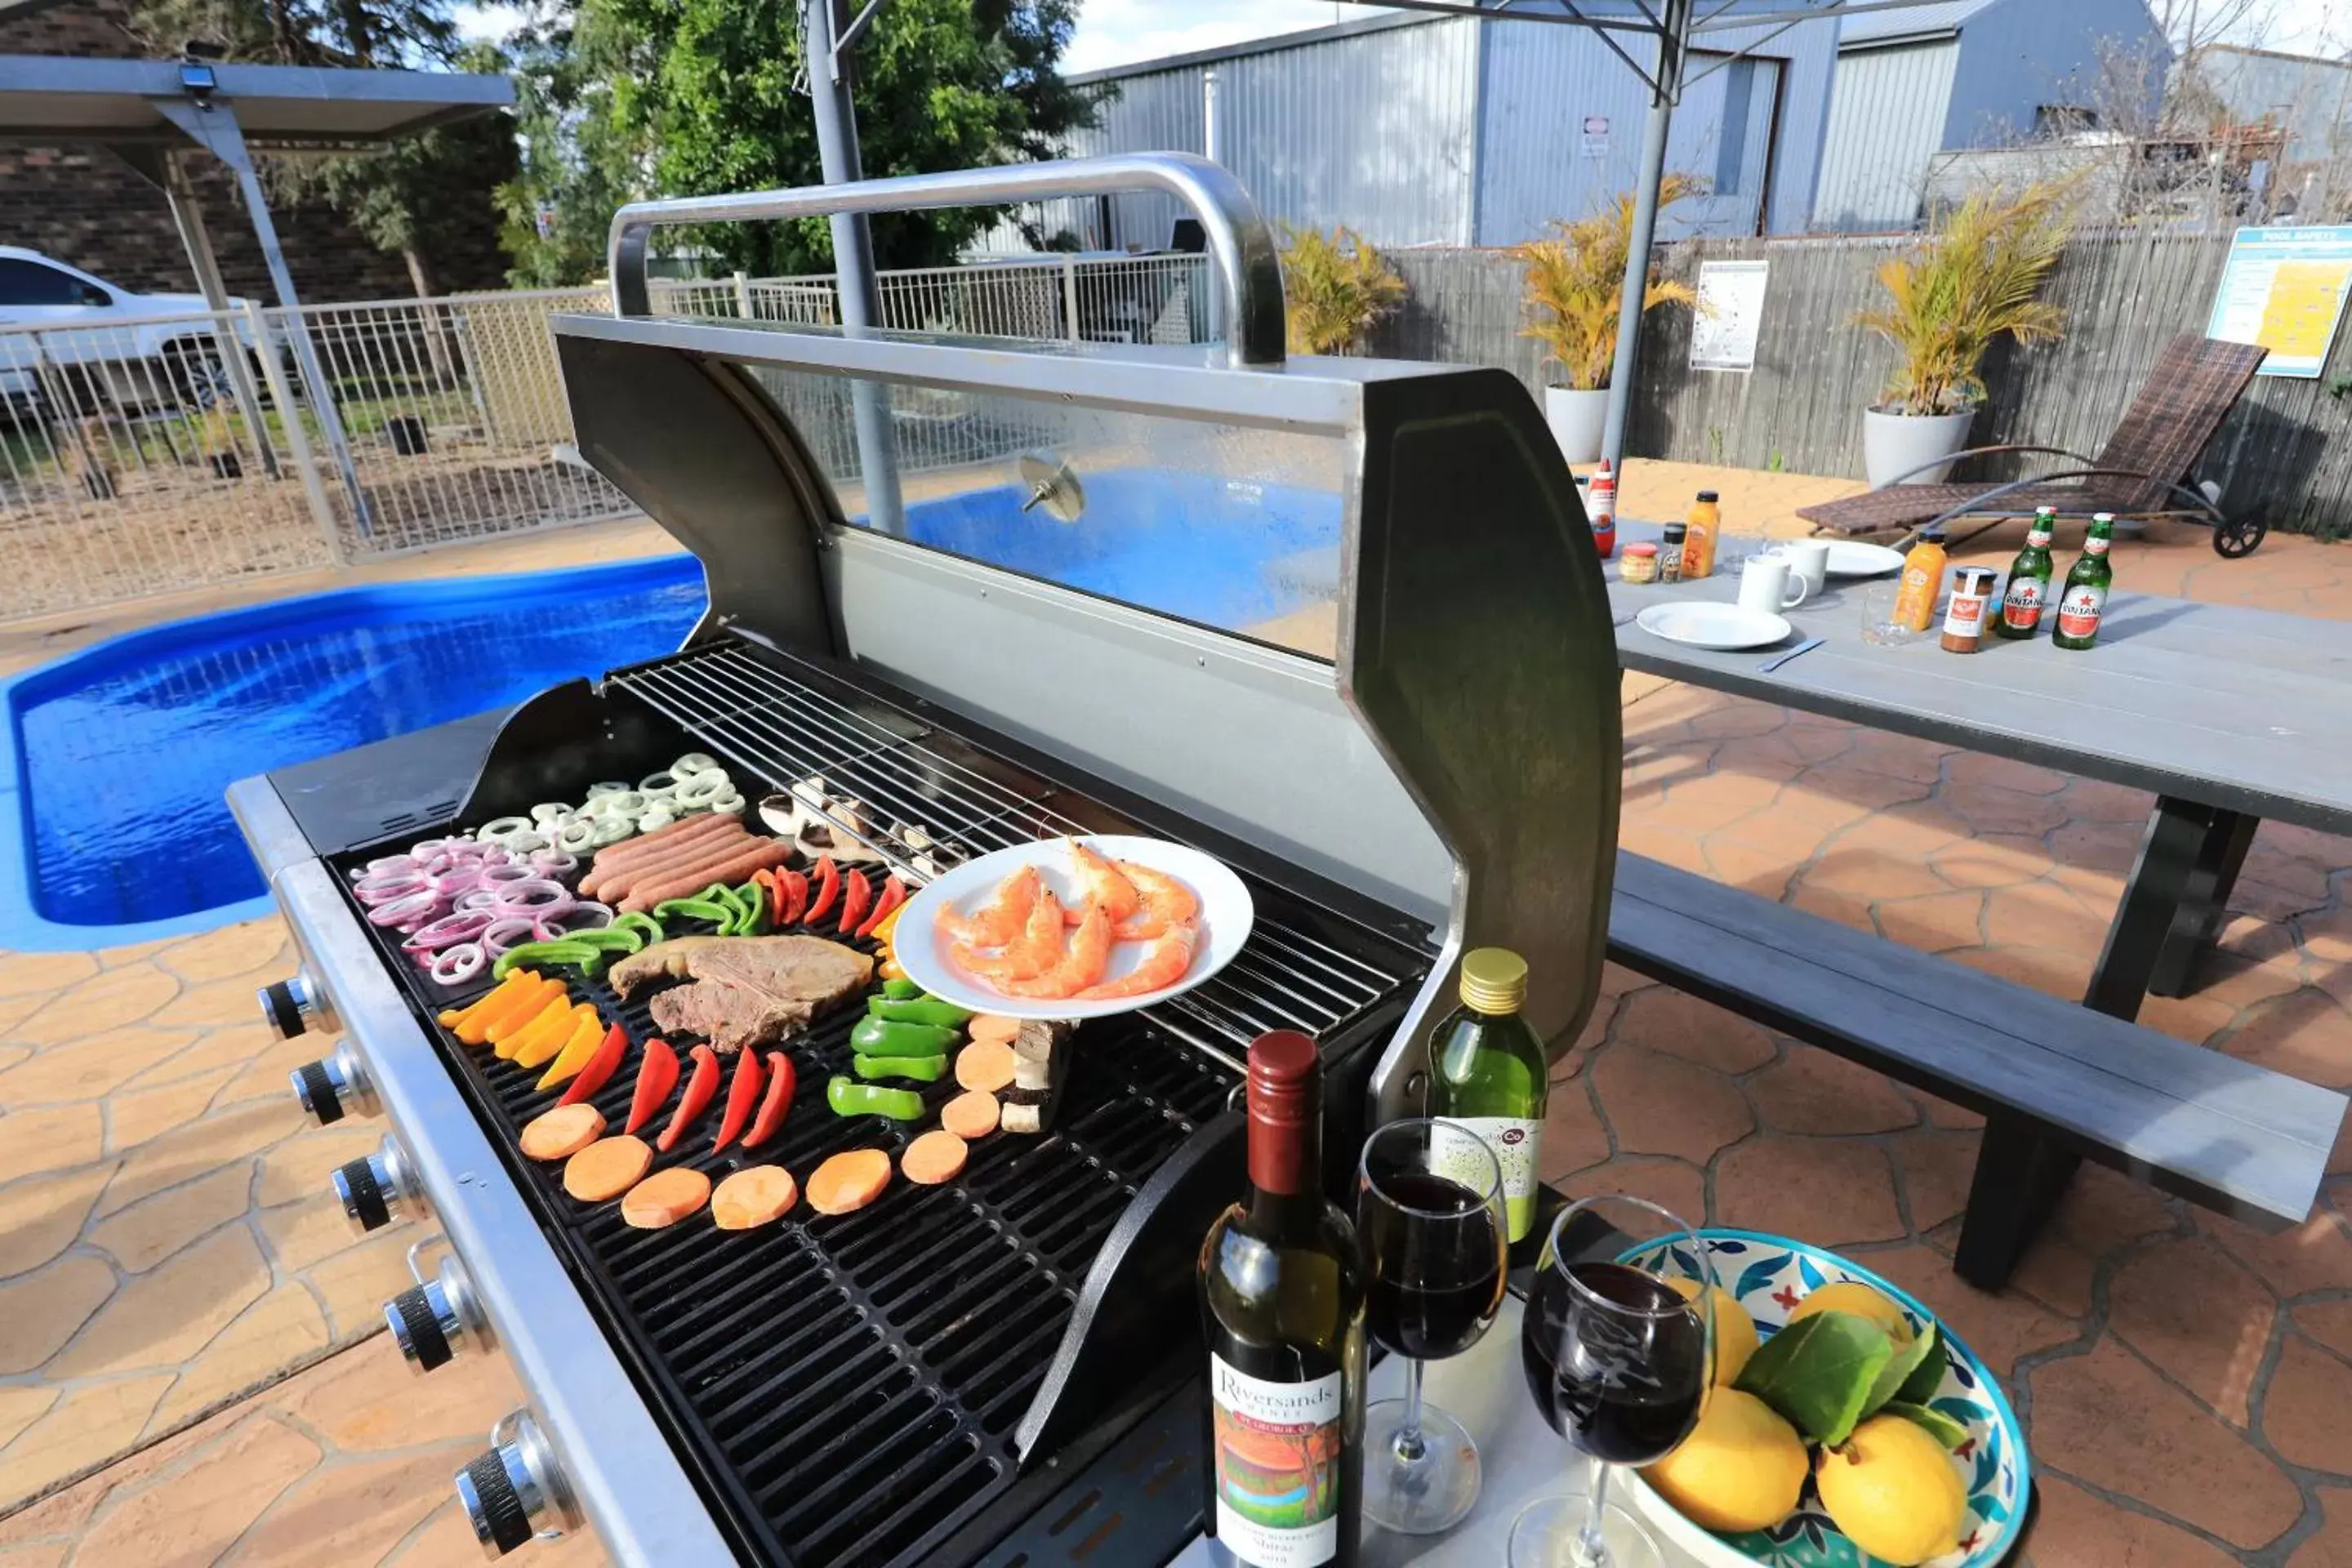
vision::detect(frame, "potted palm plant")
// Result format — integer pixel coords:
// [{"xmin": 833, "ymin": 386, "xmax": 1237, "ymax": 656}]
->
[
  {"xmin": 1854, "ymin": 181, "xmax": 2073, "ymax": 485},
  {"xmin": 1508, "ymin": 176, "xmax": 1701, "ymax": 465},
  {"xmin": 1278, "ymin": 225, "xmax": 1406, "ymax": 355}
]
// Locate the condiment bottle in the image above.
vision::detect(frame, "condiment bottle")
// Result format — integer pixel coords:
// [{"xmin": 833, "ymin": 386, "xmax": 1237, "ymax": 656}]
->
[
  {"xmin": 1619, "ymin": 542, "xmax": 1659, "ymax": 584},
  {"xmin": 1941, "ymin": 568, "xmax": 1998, "ymax": 653},
  {"xmin": 1682, "ymin": 490, "xmax": 1720, "ymax": 580},
  {"xmin": 1659, "ymin": 523, "xmax": 1687, "ymax": 584},
  {"xmin": 1891, "ymin": 525, "xmax": 1949, "ymax": 634},
  {"xmin": 1588, "ymin": 460, "xmax": 1618, "ymax": 559}
]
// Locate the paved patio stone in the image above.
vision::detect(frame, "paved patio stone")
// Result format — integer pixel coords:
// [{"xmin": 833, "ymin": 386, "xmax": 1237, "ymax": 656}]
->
[
  {"xmin": 2261, "ymin": 1336, "xmax": 2352, "ymax": 1476},
  {"xmin": 2292, "ymin": 1301, "xmax": 2352, "ymax": 1361},
  {"xmin": 2030, "ymin": 1476, "xmax": 2239, "ymax": 1568},
  {"xmin": 2106, "ymin": 1236, "xmax": 2275, "ymax": 1427},
  {"xmin": 87, "ymin": 1166, "xmax": 252, "ymax": 1273},
  {"xmin": 1715, "ymin": 1136, "xmax": 1905, "ymax": 1245}
]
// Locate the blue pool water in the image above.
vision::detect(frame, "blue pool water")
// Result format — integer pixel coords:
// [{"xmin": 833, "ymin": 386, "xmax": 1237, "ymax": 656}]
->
[{"xmin": 3, "ymin": 555, "xmax": 708, "ymax": 944}]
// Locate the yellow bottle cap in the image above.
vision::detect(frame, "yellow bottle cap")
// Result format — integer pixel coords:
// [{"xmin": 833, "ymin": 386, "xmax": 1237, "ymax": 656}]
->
[{"xmin": 1459, "ymin": 947, "xmax": 1528, "ymax": 1015}]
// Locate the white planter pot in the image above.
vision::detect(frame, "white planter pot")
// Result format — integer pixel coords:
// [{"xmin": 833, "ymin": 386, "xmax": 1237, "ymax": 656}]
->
[
  {"xmin": 1544, "ymin": 385, "xmax": 1609, "ymax": 466},
  {"xmin": 1863, "ymin": 406, "xmax": 1976, "ymax": 487}
]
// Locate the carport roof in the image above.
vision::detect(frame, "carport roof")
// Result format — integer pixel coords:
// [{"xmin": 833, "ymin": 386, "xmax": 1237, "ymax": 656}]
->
[{"xmin": 0, "ymin": 52, "xmax": 512, "ymax": 145}]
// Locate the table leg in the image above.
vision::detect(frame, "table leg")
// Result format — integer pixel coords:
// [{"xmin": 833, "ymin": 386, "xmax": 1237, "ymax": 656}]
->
[
  {"xmin": 2147, "ymin": 808, "xmax": 2257, "ymax": 1000},
  {"xmin": 1955, "ymin": 1118, "xmax": 2080, "ymax": 1290},
  {"xmin": 2084, "ymin": 795, "xmax": 2216, "ymax": 1024}
]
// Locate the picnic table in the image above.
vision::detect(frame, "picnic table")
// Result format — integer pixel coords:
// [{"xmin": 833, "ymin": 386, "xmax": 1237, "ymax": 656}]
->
[{"xmin": 1604, "ymin": 523, "xmax": 2352, "ymax": 1025}]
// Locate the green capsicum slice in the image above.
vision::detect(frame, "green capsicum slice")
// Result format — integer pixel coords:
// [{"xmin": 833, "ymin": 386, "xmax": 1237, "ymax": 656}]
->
[
  {"xmin": 852, "ymin": 1053, "xmax": 950, "ymax": 1083},
  {"xmin": 864, "ymin": 996, "xmax": 975, "ymax": 1028},
  {"xmin": 826, "ymin": 1075, "xmax": 925, "ymax": 1120},
  {"xmin": 882, "ymin": 976, "xmax": 921, "ymax": 1000},
  {"xmin": 491, "ymin": 938, "xmax": 599, "ymax": 980},
  {"xmin": 849, "ymin": 1016, "xmax": 961, "ymax": 1058}
]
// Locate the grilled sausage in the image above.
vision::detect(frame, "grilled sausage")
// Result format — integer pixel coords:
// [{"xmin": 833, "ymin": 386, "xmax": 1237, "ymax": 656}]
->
[
  {"xmin": 582, "ymin": 815, "xmax": 746, "ymax": 896},
  {"xmin": 593, "ymin": 828, "xmax": 759, "ymax": 905},
  {"xmin": 621, "ymin": 839, "xmax": 794, "ymax": 912},
  {"xmin": 587, "ymin": 823, "xmax": 753, "ymax": 902}
]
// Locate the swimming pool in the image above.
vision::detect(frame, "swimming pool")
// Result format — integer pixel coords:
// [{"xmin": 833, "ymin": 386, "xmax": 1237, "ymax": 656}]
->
[{"xmin": 2, "ymin": 555, "xmax": 709, "ymax": 948}]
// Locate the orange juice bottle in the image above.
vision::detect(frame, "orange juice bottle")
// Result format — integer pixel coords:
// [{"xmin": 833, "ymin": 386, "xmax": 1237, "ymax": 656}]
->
[
  {"xmin": 1891, "ymin": 525, "xmax": 1949, "ymax": 633},
  {"xmin": 1682, "ymin": 490, "xmax": 1720, "ymax": 579}
]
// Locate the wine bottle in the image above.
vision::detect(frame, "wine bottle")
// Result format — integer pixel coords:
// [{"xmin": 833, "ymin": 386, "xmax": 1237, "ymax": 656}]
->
[
  {"xmin": 1199, "ymin": 1030, "xmax": 1366, "ymax": 1567},
  {"xmin": 1427, "ymin": 947, "xmax": 1548, "ymax": 1243}
]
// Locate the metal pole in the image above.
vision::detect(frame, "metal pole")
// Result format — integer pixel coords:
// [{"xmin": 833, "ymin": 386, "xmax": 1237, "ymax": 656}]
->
[
  {"xmin": 135, "ymin": 146, "xmax": 280, "ymax": 481},
  {"xmin": 1601, "ymin": 0, "xmax": 1690, "ymax": 477},
  {"xmin": 1203, "ymin": 69, "xmax": 1227, "ymax": 350},
  {"xmin": 806, "ymin": 0, "xmax": 905, "ymax": 536},
  {"xmin": 243, "ymin": 298, "xmax": 345, "ymax": 563}
]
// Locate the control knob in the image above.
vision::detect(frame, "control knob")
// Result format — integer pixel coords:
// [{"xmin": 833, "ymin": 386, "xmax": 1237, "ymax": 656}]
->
[
  {"xmin": 288, "ymin": 1040, "xmax": 376, "ymax": 1125},
  {"xmin": 256, "ymin": 971, "xmax": 333, "ymax": 1040},
  {"xmin": 330, "ymin": 1137, "xmax": 427, "ymax": 1234},
  {"xmin": 386, "ymin": 1254, "xmax": 493, "ymax": 1374},
  {"xmin": 456, "ymin": 1411, "xmax": 580, "ymax": 1558}
]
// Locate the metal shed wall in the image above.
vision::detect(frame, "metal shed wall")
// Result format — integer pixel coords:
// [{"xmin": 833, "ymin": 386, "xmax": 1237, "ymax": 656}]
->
[
  {"xmin": 1811, "ymin": 38, "xmax": 1961, "ymax": 229},
  {"xmin": 1939, "ymin": 0, "xmax": 2168, "ymax": 150},
  {"xmin": 1058, "ymin": 16, "xmax": 1481, "ymax": 250}
]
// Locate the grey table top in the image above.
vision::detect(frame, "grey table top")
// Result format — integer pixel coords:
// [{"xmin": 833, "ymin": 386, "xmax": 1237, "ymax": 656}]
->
[{"xmin": 1606, "ymin": 526, "xmax": 2352, "ymax": 837}]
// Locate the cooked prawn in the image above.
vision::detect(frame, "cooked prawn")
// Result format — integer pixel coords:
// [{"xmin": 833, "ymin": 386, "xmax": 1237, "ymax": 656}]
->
[
  {"xmin": 953, "ymin": 886, "xmax": 1067, "ymax": 982},
  {"xmin": 993, "ymin": 899, "xmax": 1114, "ymax": 999},
  {"xmin": 940, "ymin": 864, "xmax": 1039, "ymax": 948},
  {"xmin": 1075, "ymin": 922, "xmax": 1197, "ymax": 1000},
  {"xmin": 1113, "ymin": 861, "xmax": 1200, "ymax": 941},
  {"xmin": 1065, "ymin": 840, "xmax": 1141, "ymax": 925}
]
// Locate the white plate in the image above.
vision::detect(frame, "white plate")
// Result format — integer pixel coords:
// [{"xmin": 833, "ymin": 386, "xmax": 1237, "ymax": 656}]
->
[
  {"xmin": 1824, "ymin": 541, "xmax": 1907, "ymax": 577},
  {"xmin": 1635, "ymin": 603, "xmax": 1793, "ymax": 652},
  {"xmin": 893, "ymin": 835, "xmax": 1254, "ymax": 1020}
]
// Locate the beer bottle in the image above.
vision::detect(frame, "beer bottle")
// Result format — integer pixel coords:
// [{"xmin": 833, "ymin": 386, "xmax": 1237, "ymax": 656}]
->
[
  {"xmin": 2052, "ymin": 513, "xmax": 2115, "ymax": 651},
  {"xmin": 1995, "ymin": 508, "xmax": 2057, "ymax": 639}
]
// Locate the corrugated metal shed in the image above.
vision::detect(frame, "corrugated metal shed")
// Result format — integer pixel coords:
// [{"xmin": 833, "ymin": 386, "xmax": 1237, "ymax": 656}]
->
[
  {"xmin": 2193, "ymin": 46, "xmax": 2352, "ymax": 167},
  {"xmin": 1835, "ymin": 0, "xmax": 1993, "ymax": 42},
  {"xmin": 1811, "ymin": 38, "xmax": 1960, "ymax": 229}
]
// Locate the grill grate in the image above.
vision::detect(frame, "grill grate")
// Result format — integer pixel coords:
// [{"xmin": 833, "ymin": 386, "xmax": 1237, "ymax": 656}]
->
[{"xmin": 608, "ymin": 639, "xmax": 1405, "ymax": 1073}]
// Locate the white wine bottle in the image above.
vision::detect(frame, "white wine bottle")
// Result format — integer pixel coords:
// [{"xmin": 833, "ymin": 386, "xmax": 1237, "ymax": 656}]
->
[
  {"xmin": 1428, "ymin": 947, "xmax": 1548, "ymax": 1243},
  {"xmin": 1198, "ymin": 1030, "xmax": 1366, "ymax": 1567}
]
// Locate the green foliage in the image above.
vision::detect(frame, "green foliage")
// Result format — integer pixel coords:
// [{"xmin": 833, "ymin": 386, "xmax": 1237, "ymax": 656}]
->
[
  {"xmin": 1734, "ymin": 1310, "xmax": 1895, "ymax": 1448},
  {"xmin": 1854, "ymin": 181, "xmax": 2074, "ymax": 415},
  {"xmin": 1506, "ymin": 175, "xmax": 1702, "ymax": 391},
  {"xmin": 1276, "ymin": 225, "xmax": 1404, "ymax": 356},
  {"xmin": 500, "ymin": 0, "xmax": 1094, "ymax": 286}
]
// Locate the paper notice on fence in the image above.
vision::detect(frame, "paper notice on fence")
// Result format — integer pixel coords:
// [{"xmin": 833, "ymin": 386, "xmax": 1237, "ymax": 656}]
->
[
  {"xmin": 2206, "ymin": 225, "xmax": 2352, "ymax": 379},
  {"xmin": 1690, "ymin": 260, "xmax": 1768, "ymax": 372}
]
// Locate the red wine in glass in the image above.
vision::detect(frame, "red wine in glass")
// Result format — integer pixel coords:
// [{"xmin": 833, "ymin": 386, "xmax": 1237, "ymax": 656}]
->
[
  {"xmin": 1361, "ymin": 1170, "xmax": 1508, "ymax": 1361},
  {"xmin": 1521, "ymin": 1260, "xmax": 1708, "ymax": 1466}
]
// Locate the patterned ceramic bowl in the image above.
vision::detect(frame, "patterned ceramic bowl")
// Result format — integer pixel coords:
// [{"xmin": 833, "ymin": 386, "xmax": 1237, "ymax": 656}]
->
[{"xmin": 1613, "ymin": 1230, "xmax": 2031, "ymax": 1568}]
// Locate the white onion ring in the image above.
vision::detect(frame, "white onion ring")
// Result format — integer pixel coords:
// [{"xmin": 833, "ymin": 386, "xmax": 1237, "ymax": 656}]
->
[
  {"xmin": 674, "ymin": 752, "xmax": 719, "ymax": 776},
  {"xmin": 528, "ymin": 849, "xmax": 579, "ymax": 878},
  {"xmin": 586, "ymin": 781, "xmax": 630, "ymax": 798},
  {"xmin": 556, "ymin": 818, "xmax": 599, "ymax": 852},
  {"xmin": 587, "ymin": 817, "xmax": 633, "ymax": 847},
  {"xmin": 430, "ymin": 944, "xmax": 486, "ymax": 985},
  {"xmin": 367, "ymin": 890, "xmax": 441, "ymax": 928},
  {"xmin": 478, "ymin": 816, "xmax": 532, "ymax": 841}
]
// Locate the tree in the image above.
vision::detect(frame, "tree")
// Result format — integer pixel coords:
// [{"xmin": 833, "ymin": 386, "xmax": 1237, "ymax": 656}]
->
[
  {"xmin": 498, "ymin": 0, "xmax": 1094, "ymax": 286},
  {"xmin": 129, "ymin": 0, "xmax": 514, "ymax": 297}
]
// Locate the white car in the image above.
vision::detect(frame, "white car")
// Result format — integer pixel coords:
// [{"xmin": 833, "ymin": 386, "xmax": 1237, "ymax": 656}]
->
[{"xmin": 0, "ymin": 247, "xmax": 269, "ymax": 411}]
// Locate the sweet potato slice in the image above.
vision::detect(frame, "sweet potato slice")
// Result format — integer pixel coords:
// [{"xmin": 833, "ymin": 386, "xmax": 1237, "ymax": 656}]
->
[
  {"xmin": 805, "ymin": 1148, "xmax": 892, "ymax": 1214},
  {"xmin": 967, "ymin": 1013, "xmax": 1020, "ymax": 1044},
  {"xmin": 954, "ymin": 1040, "xmax": 1017, "ymax": 1094},
  {"xmin": 901, "ymin": 1129, "xmax": 969, "ymax": 1186},
  {"xmin": 519, "ymin": 1102, "xmax": 606, "ymax": 1161},
  {"xmin": 563, "ymin": 1135, "xmax": 652, "ymax": 1201},
  {"xmin": 711, "ymin": 1165, "xmax": 798, "ymax": 1229},
  {"xmin": 621, "ymin": 1165, "xmax": 713, "ymax": 1228},
  {"xmin": 940, "ymin": 1090, "xmax": 1000, "ymax": 1140}
]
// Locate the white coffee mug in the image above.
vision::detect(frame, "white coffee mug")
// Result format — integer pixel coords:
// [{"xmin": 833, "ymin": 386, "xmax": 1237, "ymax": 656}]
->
[
  {"xmin": 1773, "ymin": 539, "xmax": 1832, "ymax": 596},
  {"xmin": 1740, "ymin": 555, "xmax": 1809, "ymax": 614}
]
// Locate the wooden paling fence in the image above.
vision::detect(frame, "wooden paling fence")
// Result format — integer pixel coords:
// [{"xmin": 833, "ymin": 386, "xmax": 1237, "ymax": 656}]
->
[{"xmin": 1372, "ymin": 230, "xmax": 2352, "ymax": 537}]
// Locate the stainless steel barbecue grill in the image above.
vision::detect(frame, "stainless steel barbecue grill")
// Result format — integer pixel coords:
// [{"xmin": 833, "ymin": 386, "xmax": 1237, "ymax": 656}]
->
[{"xmin": 231, "ymin": 154, "xmax": 1622, "ymax": 1566}]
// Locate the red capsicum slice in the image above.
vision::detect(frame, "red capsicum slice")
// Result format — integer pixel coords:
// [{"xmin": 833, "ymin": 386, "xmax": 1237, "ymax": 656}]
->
[
  {"xmin": 780, "ymin": 869, "xmax": 809, "ymax": 926},
  {"xmin": 713, "ymin": 1048, "xmax": 767, "ymax": 1152},
  {"xmin": 837, "ymin": 868, "xmax": 871, "ymax": 937},
  {"xmin": 658, "ymin": 1045, "xmax": 721, "ymax": 1152},
  {"xmin": 857, "ymin": 875, "xmax": 908, "ymax": 940},
  {"xmin": 804, "ymin": 856, "xmax": 841, "ymax": 924},
  {"xmin": 557, "ymin": 1022, "xmax": 630, "ymax": 1108},
  {"xmin": 743, "ymin": 1051, "xmax": 796, "ymax": 1149},
  {"xmin": 625, "ymin": 1037, "xmax": 679, "ymax": 1136}
]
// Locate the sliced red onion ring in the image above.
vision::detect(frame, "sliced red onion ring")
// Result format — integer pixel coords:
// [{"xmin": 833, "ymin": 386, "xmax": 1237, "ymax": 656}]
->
[
  {"xmin": 479, "ymin": 862, "xmax": 536, "ymax": 885},
  {"xmin": 368, "ymin": 889, "xmax": 442, "ymax": 928},
  {"xmin": 403, "ymin": 911, "xmax": 494, "ymax": 953},
  {"xmin": 353, "ymin": 872, "xmax": 428, "ymax": 906},
  {"xmin": 454, "ymin": 889, "xmax": 503, "ymax": 913},
  {"xmin": 356, "ymin": 854, "xmax": 421, "ymax": 880},
  {"xmin": 541, "ymin": 902, "xmax": 613, "ymax": 934},
  {"xmin": 528, "ymin": 849, "xmax": 579, "ymax": 878},
  {"xmin": 495, "ymin": 878, "xmax": 569, "ymax": 911},
  {"xmin": 481, "ymin": 918, "xmax": 539, "ymax": 956},
  {"xmin": 430, "ymin": 944, "xmax": 486, "ymax": 985}
]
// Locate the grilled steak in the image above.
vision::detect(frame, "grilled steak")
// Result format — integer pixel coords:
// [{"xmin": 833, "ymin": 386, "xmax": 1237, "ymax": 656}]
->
[{"xmin": 610, "ymin": 936, "xmax": 874, "ymax": 1054}]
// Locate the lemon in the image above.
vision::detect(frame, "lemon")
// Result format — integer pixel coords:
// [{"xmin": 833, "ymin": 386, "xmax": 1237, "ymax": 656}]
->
[
  {"xmin": 1787, "ymin": 1281, "xmax": 1913, "ymax": 1343},
  {"xmin": 1642, "ymin": 1388, "xmax": 1807, "ymax": 1535},
  {"xmin": 1665, "ymin": 1277, "xmax": 1761, "ymax": 1386},
  {"xmin": 1815, "ymin": 1413, "xmax": 1969, "ymax": 1566}
]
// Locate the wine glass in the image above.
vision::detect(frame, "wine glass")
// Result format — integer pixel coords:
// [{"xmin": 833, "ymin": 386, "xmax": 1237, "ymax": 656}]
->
[
  {"xmin": 1508, "ymin": 1194, "xmax": 1713, "ymax": 1568},
  {"xmin": 1355, "ymin": 1118, "xmax": 1509, "ymax": 1535}
]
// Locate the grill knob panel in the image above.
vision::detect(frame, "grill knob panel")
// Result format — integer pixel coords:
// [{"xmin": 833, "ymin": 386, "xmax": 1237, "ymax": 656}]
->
[
  {"xmin": 288, "ymin": 1040, "xmax": 375, "ymax": 1126},
  {"xmin": 256, "ymin": 971, "xmax": 329, "ymax": 1040},
  {"xmin": 456, "ymin": 1411, "xmax": 577, "ymax": 1558},
  {"xmin": 331, "ymin": 1138, "xmax": 424, "ymax": 1234},
  {"xmin": 386, "ymin": 1258, "xmax": 491, "ymax": 1374}
]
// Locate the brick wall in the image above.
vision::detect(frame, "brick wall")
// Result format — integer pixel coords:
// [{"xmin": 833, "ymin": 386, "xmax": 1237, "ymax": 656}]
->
[{"xmin": 0, "ymin": 0, "xmax": 512, "ymax": 301}]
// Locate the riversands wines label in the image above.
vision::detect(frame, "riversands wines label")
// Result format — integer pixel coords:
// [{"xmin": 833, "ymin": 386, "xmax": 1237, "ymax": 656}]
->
[{"xmin": 1209, "ymin": 1354, "xmax": 1343, "ymax": 1566}]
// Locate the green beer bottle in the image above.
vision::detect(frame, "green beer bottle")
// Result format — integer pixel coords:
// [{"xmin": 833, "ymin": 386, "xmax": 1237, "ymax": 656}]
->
[
  {"xmin": 1995, "ymin": 508, "xmax": 2057, "ymax": 639},
  {"xmin": 2052, "ymin": 513, "xmax": 2115, "ymax": 651},
  {"xmin": 1427, "ymin": 948, "xmax": 1547, "ymax": 1243}
]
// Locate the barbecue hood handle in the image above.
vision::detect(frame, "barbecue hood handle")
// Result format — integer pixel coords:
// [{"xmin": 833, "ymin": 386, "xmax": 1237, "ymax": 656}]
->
[{"xmin": 605, "ymin": 152, "xmax": 1289, "ymax": 368}]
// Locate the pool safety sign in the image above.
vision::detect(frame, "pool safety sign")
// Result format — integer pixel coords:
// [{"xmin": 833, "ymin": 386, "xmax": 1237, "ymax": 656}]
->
[
  {"xmin": 2207, "ymin": 225, "xmax": 2352, "ymax": 378},
  {"xmin": 1690, "ymin": 260, "xmax": 1768, "ymax": 372}
]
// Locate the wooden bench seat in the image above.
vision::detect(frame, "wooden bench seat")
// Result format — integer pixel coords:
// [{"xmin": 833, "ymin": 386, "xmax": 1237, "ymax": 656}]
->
[{"xmin": 1606, "ymin": 851, "xmax": 2347, "ymax": 1288}]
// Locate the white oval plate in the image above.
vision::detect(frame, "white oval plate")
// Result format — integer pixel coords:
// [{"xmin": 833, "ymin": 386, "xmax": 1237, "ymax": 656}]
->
[
  {"xmin": 1824, "ymin": 541, "xmax": 1907, "ymax": 577},
  {"xmin": 1635, "ymin": 603, "xmax": 1793, "ymax": 651},
  {"xmin": 893, "ymin": 835, "xmax": 1254, "ymax": 1020}
]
